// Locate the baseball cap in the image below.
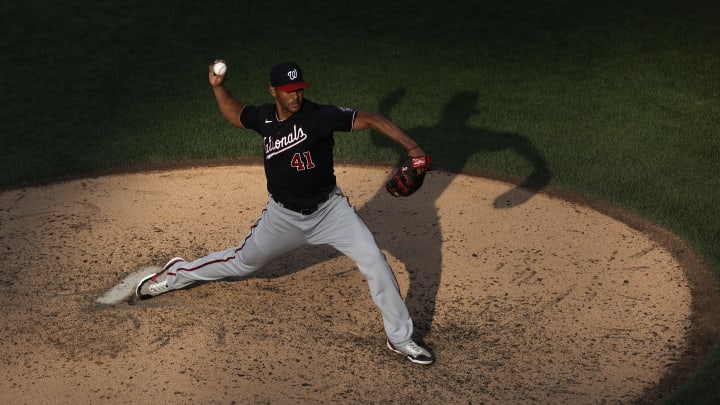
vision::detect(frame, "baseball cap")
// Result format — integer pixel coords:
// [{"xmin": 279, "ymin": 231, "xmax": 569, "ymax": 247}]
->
[{"xmin": 270, "ymin": 62, "xmax": 310, "ymax": 92}]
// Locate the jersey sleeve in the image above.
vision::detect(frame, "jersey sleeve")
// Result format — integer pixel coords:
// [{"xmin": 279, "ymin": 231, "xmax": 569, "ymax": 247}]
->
[
  {"xmin": 321, "ymin": 105, "xmax": 358, "ymax": 133},
  {"xmin": 239, "ymin": 105, "xmax": 260, "ymax": 131}
]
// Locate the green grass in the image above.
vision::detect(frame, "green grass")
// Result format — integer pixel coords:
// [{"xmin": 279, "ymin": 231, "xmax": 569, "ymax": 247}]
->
[{"xmin": 2, "ymin": 0, "xmax": 719, "ymax": 401}]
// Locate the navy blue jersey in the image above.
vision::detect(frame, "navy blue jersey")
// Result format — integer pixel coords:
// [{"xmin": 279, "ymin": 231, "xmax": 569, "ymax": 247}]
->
[{"xmin": 240, "ymin": 99, "xmax": 358, "ymax": 208}]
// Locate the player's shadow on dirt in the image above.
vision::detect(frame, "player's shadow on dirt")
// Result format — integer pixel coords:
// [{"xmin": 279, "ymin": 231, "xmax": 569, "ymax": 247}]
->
[{"xmin": 355, "ymin": 88, "xmax": 552, "ymax": 338}]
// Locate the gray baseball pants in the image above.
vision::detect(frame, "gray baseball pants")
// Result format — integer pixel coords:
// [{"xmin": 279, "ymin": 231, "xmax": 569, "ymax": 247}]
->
[{"xmin": 164, "ymin": 186, "xmax": 414, "ymax": 344}]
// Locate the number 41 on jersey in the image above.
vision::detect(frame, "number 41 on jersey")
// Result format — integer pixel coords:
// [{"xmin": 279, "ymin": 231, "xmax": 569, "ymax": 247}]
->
[{"xmin": 291, "ymin": 151, "xmax": 316, "ymax": 171}]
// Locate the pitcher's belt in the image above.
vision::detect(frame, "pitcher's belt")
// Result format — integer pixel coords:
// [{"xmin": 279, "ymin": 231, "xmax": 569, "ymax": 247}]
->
[{"xmin": 272, "ymin": 193, "xmax": 330, "ymax": 215}]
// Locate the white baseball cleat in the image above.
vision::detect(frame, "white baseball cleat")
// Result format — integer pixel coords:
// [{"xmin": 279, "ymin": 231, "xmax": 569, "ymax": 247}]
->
[
  {"xmin": 387, "ymin": 339, "xmax": 435, "ymax": 365},
  {"xmin": 135, "ymin": 257, "xmax": 185, "ymax": 300}
]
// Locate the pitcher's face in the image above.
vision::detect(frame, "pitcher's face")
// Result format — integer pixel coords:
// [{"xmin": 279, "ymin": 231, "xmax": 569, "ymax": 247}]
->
[{"xmin": 271, "ymin": 87, "xmax": 304, "ymax": 120}]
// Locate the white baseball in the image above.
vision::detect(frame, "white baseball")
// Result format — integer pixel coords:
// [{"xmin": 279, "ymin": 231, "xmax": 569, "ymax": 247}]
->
[{"xmin": 213, "ymin": 62, "xmax": 227, "ymax": 75}]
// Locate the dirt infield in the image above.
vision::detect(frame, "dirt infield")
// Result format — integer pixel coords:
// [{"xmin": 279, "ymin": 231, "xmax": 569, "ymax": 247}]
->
[{"xmin": 0, "ymin": 164, "xmax": 718, "ymax": 403}]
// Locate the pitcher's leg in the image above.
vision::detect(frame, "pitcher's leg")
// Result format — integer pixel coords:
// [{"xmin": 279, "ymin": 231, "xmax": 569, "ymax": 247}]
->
[
  {"xmin": 355, "ymin": 247, "xmax": 414, "ymax": 344},
  {"xmin": 167, "ymin": 203, "xmax": 305, "ymax": 289},
  {"xmin": 311, "ymin": 196, "xmax": 414, "ymax": 344}
]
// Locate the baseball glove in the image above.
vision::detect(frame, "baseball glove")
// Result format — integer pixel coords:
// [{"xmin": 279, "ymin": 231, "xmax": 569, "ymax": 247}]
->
[{"xmin": 386, "ymin": 155, "xmax": 432, "ymax": 197}]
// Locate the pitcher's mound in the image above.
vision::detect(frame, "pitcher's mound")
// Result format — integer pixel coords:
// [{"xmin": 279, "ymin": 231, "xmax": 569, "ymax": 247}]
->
[{"xmin": 0, "ymin": 164, "xmax": 715, "ymax": 403}]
